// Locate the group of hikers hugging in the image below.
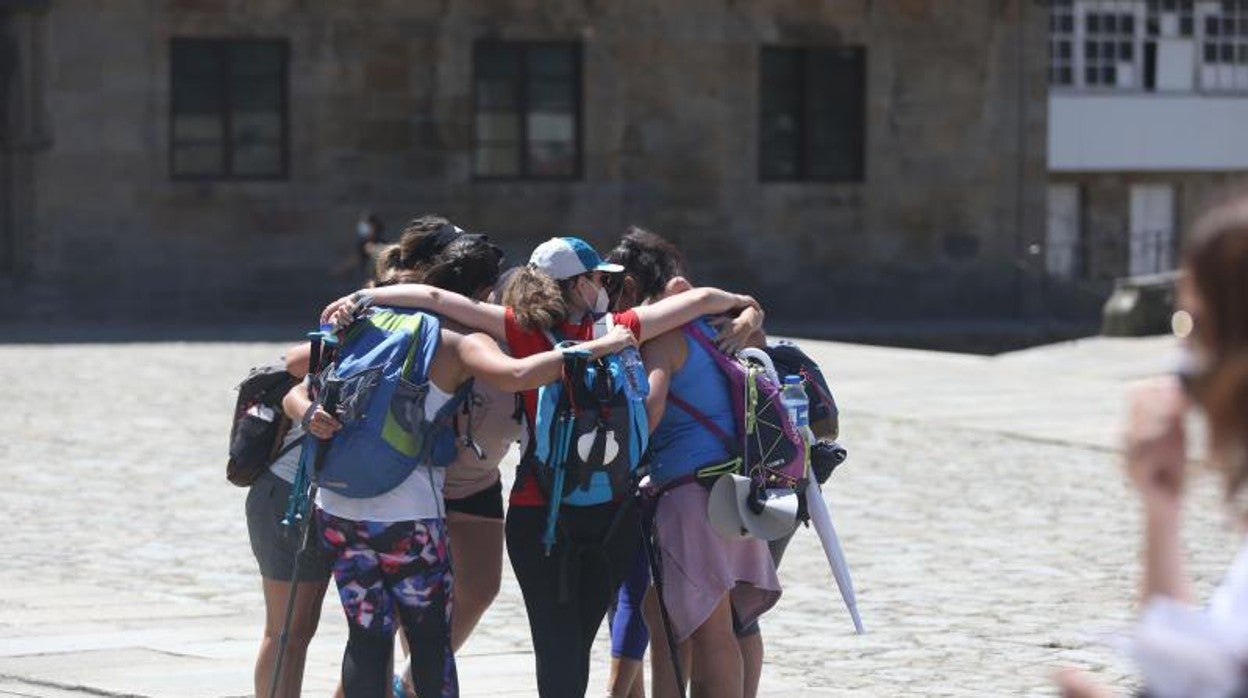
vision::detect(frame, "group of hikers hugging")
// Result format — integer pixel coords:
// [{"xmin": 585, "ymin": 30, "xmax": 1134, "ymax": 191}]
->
[
  {"xmin": 231, "ymin": 217, "xmax": 846, "ymax": 698},
  {"xmin": 228, "ymin": 192, "xmax": 1248, "ymax": 698}
]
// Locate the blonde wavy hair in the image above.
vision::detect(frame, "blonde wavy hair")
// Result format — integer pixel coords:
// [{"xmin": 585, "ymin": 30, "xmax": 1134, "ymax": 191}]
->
[{"xmin": 500, "ymin": 265, "xmax": 579, "ymax": 331}]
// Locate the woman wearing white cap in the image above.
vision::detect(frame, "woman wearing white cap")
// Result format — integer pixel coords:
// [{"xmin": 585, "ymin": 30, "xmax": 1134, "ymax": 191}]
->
[{"xmin": 322, "ymin": 235, "xmax": 763, "ymax": 697}]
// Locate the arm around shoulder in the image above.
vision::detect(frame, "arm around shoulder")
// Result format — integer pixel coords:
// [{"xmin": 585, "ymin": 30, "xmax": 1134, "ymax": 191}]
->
[
  {"xmin": 633, "ymin": 287, "xmax": 759, "ymax": 342},
  {"xmin": 457, "ymin": 324, "xmax": 637, "ymax": 393},
  {"xmin": 323, "ymin": 284, "xmax": 508, "ymax": 342}
]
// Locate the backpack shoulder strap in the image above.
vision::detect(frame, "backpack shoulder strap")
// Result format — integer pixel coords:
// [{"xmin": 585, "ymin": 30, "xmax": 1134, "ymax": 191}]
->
[
  {"xmin": 454, "ymin": 381, "xmax": 486, "ymax": 460},
  {"xmin": 667, "ymin": 391, "xmax": 736, "ymax": 453},
  {"xmin": 668, "ymin": 324, "xmax": 739, "ymax": 453},
  {"xmin": 682, "ymin": 321, "xmax": 719, "ymax": 356},
  {"xmin": 420, "ymin": 376, "xmax": 477, "ymax": 464},
  {"xmin": 591, "ymin": 313, "xmax": 614, "ymax": 339},
  {"xmin": 541, "ymin": 327, "xmax": 562, "ymax": 349},
  {"xmin": 406, "ymin": 312, "xmax": 441, "ymax": 382},
  {"xmin": 434, "ymin": 377, "xmax": 473, "ymax": 423}
]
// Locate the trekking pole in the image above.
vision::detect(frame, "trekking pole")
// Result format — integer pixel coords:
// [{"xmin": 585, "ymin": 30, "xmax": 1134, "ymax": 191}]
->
[
  {"xmin": 542, "ymin": 350, "xmax": 589, "ymax": 555},
  {"xmin": 269, "ymin": 324, "xmax": 339, "ymax": 698},
  {"xmin": 541, "ymin": 417, "xmax": 569, "ymax": 556},
  {"xmin": 641, "ymin": 505, "xmax": 687, "ymax": 698}
]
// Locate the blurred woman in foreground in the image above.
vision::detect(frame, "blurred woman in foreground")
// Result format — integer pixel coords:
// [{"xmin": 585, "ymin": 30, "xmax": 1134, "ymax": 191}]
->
[{"xmin": 1058, "ymin": 191, "xmax": 1248, "ymax": 698}]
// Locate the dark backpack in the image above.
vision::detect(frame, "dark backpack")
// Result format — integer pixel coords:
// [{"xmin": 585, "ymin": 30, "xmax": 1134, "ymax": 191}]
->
[
  {"xmin": 764, "ymin": 339, "xmax": 847, "ymax": 483},
  {"xmin": 765, "ymin": 339, "xmax": 840, "ymax": 440},
  {"xmin": 669, "ymin": 323, "xmax": 808, "ymax": 503},
  {"xmin": 227, "ymin": 363, "xmax": 300, "ymax": 487}
]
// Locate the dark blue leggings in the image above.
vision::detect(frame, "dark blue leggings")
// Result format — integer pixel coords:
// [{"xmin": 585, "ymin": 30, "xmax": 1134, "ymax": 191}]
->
[
  {"xmin": 609, "ymin": 538, "xmax": 651, "ymax": 660},
  {"xmin": 506, "ymin": 503, "xmax": 640, "ymax": 697}
]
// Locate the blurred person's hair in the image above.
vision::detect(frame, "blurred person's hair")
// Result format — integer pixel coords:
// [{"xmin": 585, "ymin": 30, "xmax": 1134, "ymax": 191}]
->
[
  {"xmin": 359, "ymin": 210, "xmax": 385, "ymax": 237},
  {"xmin": 1185, "ymin": 189, "xmax": 1248, "ymax": 503}
]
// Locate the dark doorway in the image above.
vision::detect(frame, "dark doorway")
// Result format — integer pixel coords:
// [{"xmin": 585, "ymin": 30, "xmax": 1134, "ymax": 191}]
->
[{"xmin": 0, "ymin": 12, "xmax": 14, "ymax": 278}]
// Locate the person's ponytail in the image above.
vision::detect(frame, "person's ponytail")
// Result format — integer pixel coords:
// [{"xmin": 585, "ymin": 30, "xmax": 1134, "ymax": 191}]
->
[{"xmin": 374, "ymin": 243, "xmax": 404, "ymax": 283}]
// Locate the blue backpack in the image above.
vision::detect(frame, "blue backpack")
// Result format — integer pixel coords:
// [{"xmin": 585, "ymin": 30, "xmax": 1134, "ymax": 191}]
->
[
  {"xmin": 526, "ymin": 316, "xmax": 649, "ymax": 553},
  {"xmin": 314, "ymin": 307, "xmax": 471, "ymax": 498}
]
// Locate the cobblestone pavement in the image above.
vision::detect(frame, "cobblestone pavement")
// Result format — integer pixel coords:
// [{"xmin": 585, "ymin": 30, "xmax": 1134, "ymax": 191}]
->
[{"xmin": 0, "ymin": 335, "xmax": 1240, "ymax": 697}]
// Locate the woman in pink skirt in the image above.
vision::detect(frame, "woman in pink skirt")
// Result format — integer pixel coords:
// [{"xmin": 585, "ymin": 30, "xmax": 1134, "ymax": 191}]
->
[{"xmin": 606, "ymin": 228, "xmax": 779, "ymax": 698}]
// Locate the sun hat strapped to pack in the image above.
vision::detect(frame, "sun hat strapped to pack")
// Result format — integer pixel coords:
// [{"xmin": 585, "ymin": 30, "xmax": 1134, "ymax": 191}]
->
[
  {"xmin": 666, "ymin": 323, "xmax": 810, "ymax": 540},
  {"xmin": 524, "ymin": 315, "xmax": 649, "ymax": 554},
  {"xmin": 706, "ymin": 473, "xmax": 805, "ymax": 541},
  {"xmin": 227, "ymin": 363, "xmax": 301, "ymax": 487},
  {"xmin": 312, "ymin": 307, "xmax": 473, "ymax": 498}
]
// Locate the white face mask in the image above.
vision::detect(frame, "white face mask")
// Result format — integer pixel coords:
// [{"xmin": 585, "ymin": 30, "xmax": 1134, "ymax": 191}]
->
[
  {"xmin": 579, "ymin": 278, "xmax": 609, "ymax": 315},
  {"xmin": 593, "ymin": 286, "xmax": 609, "ymax": 315}
]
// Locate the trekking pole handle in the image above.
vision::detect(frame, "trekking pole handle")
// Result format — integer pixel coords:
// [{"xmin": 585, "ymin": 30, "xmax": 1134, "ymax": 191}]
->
[{"xmin": 561, "ymin": 347, "xmax": 591, "ymax": 365}]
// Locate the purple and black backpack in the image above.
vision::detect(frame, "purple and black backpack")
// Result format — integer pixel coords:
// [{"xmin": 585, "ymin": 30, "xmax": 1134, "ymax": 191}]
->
[{"xmin": 668, "ymin": 323, "xmax": 810, "ymax": 513}]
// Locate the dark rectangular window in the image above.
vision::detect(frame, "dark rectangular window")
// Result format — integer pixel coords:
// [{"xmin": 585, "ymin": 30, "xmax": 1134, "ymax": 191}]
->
[
  {"xmin": 170, "ymin": 38, "xmax": 288, "ymax": 180},
  {"xmin": 759, "ymin": 46, "xmax": 866, "ymax": 182},
  {"xmin": 473, "ymin": 41, "xmax": 582, "ymax": 180}
]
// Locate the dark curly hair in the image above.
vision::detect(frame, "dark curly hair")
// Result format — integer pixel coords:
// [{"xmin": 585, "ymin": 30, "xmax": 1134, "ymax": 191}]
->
[{"xmin": 605, "ymin": 226, "xmax": 688, "ymax": 308}]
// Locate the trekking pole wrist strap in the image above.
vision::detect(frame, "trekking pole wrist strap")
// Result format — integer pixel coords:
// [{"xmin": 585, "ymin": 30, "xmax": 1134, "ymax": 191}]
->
[{"xmin": 300, "ymin": 402, "xmax": 318, "ymax": 430}]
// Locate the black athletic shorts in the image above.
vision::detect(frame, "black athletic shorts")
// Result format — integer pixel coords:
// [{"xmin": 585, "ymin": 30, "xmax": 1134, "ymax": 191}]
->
[{"xmin": 444, "ymin": 479, "xmax": 504, "ymax": 520}]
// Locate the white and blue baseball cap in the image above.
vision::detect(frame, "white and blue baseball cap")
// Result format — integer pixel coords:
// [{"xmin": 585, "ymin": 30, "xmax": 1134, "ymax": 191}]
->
[{"xmin": 528, "ymin": 236, "xmax": 624, "ymax": 280}]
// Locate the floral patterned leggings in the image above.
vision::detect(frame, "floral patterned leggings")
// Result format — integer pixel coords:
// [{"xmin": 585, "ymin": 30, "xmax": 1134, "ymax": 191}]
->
[{"xmin": 317, "ymin": 510, "xmax": 457, "ymax": 697}]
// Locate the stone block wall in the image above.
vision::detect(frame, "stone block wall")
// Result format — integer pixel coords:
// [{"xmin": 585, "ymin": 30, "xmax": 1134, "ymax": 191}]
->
[{"xmin": 5, "ymin": 0, "xmax": 1049, "ymax": 328}]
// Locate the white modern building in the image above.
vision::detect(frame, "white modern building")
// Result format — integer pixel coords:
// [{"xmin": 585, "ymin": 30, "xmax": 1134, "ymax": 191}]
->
[{"xmin": 1047, "ymin": 0, "xmax": 1248, "ymax": 287}]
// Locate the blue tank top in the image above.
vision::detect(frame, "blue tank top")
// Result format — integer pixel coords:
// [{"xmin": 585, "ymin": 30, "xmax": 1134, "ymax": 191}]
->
[{"xmin": 649, "ymin": 319, "xmax": 734, "ymax": 486}]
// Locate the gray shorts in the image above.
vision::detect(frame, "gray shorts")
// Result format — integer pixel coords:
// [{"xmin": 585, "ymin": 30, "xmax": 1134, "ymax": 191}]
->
[{"xmin": 246, "ymin": 469, "xmax": 334, "ymax": 582}]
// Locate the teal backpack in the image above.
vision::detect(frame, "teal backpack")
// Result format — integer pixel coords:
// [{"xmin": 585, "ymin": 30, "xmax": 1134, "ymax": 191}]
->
[
  {"xmin": 314, "ymin": 307, "xmax": 471, "ymax": 498},
  {"xmin": 524, "ymin": 316, "xmax": 650, "ymax": 553}
]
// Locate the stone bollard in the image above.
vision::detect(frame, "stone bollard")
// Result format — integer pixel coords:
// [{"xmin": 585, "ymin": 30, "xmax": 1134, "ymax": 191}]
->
[{"xmin": 1101, "ymin": 270, "xmax": 1179, "ymax": 337}]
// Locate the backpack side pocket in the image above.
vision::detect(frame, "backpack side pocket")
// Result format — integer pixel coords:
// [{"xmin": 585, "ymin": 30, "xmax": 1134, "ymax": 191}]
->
[
  {"xmin": 328, "ymin": 367, "xmax": 383, "ymax": 427},
  {"xmin": 383, "ymin": 377, "xmax": 430, "ymax": 458}
]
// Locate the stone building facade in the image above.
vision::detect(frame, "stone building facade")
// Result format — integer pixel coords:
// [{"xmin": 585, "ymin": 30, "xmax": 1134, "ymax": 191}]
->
[
  {"xmin": 1, "ymin": 1, "xmax": 1049, "ymax": 330},
  {"xmin": 1045, "ymin": 0, "xmax": 1248, "ymax": 309}
]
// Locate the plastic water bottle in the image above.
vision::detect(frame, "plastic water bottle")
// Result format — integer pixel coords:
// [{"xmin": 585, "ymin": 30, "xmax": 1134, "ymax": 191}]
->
[
  {"xmin": 619, "ymin": 346, "xmax": 649, "ymax": 400},
  {"xmin": 781, "ymin": 375, "xmax": 811, "ymax": 443}
]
